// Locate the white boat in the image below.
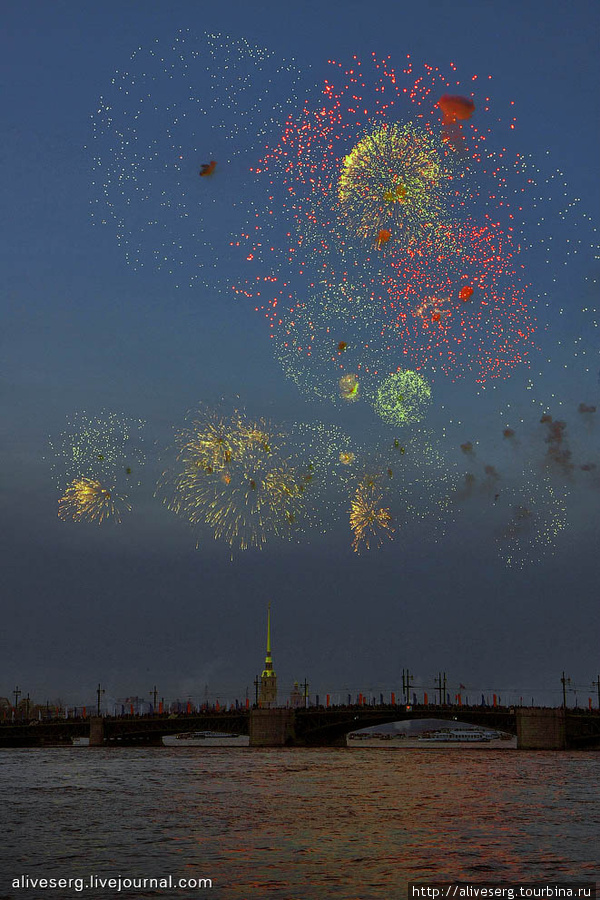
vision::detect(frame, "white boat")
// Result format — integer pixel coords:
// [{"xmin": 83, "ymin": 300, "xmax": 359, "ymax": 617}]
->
[
  {"xmin": 175, "ymin": 731, "xmax": 240, "ymax": 740},
  {"xmin": 418, "ymin": 727, "xmax": 499, "ymax": 743}
]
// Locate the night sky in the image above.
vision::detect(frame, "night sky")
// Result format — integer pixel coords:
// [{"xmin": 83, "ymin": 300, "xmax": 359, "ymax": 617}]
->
[{"xmin": 2, "ymin": 0, "xmax": 599, "ymax": 711}]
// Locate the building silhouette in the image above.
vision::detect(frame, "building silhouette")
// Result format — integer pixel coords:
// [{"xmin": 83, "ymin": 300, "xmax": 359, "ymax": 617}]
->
[{"xmin": 289, "ymin": 682, "xmax": 304, "ymax": 708}]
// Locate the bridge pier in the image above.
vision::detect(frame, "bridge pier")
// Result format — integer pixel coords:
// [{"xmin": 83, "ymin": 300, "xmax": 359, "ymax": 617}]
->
[
  {"xmin": 516, "ymin": 707, "xmax": 566, "ymax": 750},
  {"xmin": 249, "ymin": 708, "xmax": 296, "ymax": 746},
  {"xmin": 89, "ymin": 717, "xmax": 165, "ymax": 746},
  {"xmin": 89, "ymin": 716, "xmax": 105, "ymax": 747}
]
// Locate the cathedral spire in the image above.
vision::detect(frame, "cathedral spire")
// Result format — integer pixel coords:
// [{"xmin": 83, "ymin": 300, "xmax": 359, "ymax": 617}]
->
[
  {"xmin": 264, "ymin": 602, "xmax": 272, "ymax": 669},
  {"xmin": 259, "ymin": 602, "xmax": 277, "ymax": 707}
]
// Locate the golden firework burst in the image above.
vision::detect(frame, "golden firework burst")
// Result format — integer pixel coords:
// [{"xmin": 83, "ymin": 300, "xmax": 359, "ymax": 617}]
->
[
  {"xmin": 160, "ymin": 406, "xmax": 305, "ymax": 551},
  {"xmin": 337, "ymin": 121, "xmax": 457, "ymax": 252},
  {"xmin": 58, "ymin": 477, "xmax": 131, "ymax": 524},
  {"xmin": 350, "ymin": 476, "xmax": 394, "ymax": 553}
]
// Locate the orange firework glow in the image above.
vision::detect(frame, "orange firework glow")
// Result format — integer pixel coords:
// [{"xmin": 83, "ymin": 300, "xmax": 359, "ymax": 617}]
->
[
  {"xmin": 199, "ymin": 160, "xmax": 217, "ymax": 176},
  {"xmin": 437, "ymin": 95, "xmax": 475, "ymax": 123},
  {"xmin": 377, "ymin": 228, "xmax": 392, "ymax": 247}
]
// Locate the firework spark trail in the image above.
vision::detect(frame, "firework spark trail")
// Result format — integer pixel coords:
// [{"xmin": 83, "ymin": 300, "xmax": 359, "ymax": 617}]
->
[
  {"xmin": 199, "ymin": 460, "xmax": 304, "ymax": 550},
  {"xmin": 495, "ymin": 467, "xmax": 568, "ymax": 569},
  {"xmin": 449, "ymin": 418, "xmax": 577, "ymax": 568},
  {"xmin": 273, "ymin": 280, "xmax": 382, "ymax": 403},
  {"xmin": 90, "ymin": 30, "xmax": 304, "ymax": 290},
  {"xmin": 49, "ymin": 411, "xmax": 145, "ymax": 482}
]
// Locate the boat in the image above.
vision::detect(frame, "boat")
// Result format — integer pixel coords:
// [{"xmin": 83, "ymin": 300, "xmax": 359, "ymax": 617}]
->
[
  {"xmin": 418, "ymin": 727, "xmax": 499, "ymax": 743},
  {"xmin": 175, "ymin": 731, "xmax": 240, "ymax": 740}
]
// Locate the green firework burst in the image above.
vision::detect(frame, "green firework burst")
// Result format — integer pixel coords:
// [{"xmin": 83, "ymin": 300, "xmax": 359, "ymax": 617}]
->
[{"xmin": 373, "ymin": 371, "xmax": 432, "ymax": 425}]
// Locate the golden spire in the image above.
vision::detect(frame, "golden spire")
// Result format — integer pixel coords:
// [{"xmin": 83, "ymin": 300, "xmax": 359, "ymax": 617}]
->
[
  {"xmin": 259, "ymin": 602, "xmax": 277, "ymax": 707},
  {"xmin": 263, "ymin": 602, "xmax": 273, "ymax": 673}
]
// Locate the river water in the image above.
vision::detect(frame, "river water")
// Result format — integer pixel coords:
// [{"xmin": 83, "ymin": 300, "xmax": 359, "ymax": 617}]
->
[{"xmin": 0, "ymin": 745, "xmax": 598, "ymax": 899}]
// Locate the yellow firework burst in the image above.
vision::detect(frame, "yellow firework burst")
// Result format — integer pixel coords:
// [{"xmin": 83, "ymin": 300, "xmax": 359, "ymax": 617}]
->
[
  {"xmin": 199, "ymin": 460, "xmax": 304, "ymax": 550},
  {"xmin": 49, "ymin": 410, "xmax": 145, "ymax": 522},
  {"xmin": 236, "ymin": 420, "xmax": 275, "ymax": 455},
  {"xmin": 339, "ymin": 373, "xmax": 360, "ymax": 402},
  {"xmin": 160, "ymin": 406, "xmax": 305, "ymax": 551},
  {"xmin": 58, "ymin": 477, "xmax": 131, "ymax": 524},
  {"xmin": 350, "ymin": 476, "xmax": 394, "ymax": 553},
  {"xmin": 175, "ymin": 409, "xmax": 247, "ymax": 475},
  {"xmin": 337, "ymin": 121, "xmax": 458, "ymax": 252}
]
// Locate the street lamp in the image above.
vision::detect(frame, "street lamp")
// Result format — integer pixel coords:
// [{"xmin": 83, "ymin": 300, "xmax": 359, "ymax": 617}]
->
[
  {"xmin": 402, "ymin": 669, "xmax": 414, "ymax": 705},
  {"xmin": 96, "ymin": 683, "xmax": 105, "ymax": 717},
  {"xmin": 561, "ymin": 672, "xmax": 571, "ymax": 709},
  {"xmin": 13, "ymin": 686, "xmax": 21, "ymax": 719},
  {"xmin": 302, "ymin": 679, "xmax": 309, "ymax": 709}
]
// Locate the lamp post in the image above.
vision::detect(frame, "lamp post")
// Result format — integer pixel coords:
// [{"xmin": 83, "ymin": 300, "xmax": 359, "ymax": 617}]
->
[
  {"xmin": 561, "ymin": 672, "xmax": 571, "ymax": 709},
  {"xmin": 434, "ymin": 673, "xmax": 447, "ymax": 706},
  {"xmin": 302, "ymin": 679, "xmax": 310, "ymax": 709},
  {"xmin": 96, "ymin": 684, "xmax": 105, "ymax": 716},
  {"xmin": 254, "ymin": 676, "xmax": 260, "ymax": 707},
  {"xmin": 402, "ymin": 669, "xmax": 414, "ymax": 705}
]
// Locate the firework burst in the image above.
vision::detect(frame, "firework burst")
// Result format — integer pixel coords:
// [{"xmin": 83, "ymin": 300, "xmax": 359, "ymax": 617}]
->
[
  {"xmin": 233, "ymin": 53, "xmax": 542, "ymax": 386},
  {"xmin": 337, "ymin": 122, "xmax": 459, "ymax": 254},
  {"xmin": 350, "ymin": 475, "xmax": 394, "ymax": 553},
  {"xmin": 372, "ymin": 370, "xmax": 433, "ymax": 426},
  {"xmin": 58, "ymin": 477, "xmax": 131, "ymax": 524},
  {"xmin": 160, "ymin": 406, "xmax": 308, "ymax": 551},
  {"xmin": 49, "ymin": 411, "xmax": 145, "ymax": 523}
]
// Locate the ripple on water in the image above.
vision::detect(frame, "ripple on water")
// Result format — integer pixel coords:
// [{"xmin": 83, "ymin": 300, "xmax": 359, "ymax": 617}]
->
[{"xmin": 0, "ymin": 748, "xmax": 599, "ymax": 898}]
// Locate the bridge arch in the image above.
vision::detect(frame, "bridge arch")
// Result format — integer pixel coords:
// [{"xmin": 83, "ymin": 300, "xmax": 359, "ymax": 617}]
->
[{"xmin": 292, "ymin": 706, "xmax": 517, "ymax": 747}]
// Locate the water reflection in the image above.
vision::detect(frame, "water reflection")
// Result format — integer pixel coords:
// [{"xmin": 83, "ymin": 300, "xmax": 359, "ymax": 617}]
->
[{"xmin": 0, "ymin": 748, "xmax": 598, "ymax": 899}]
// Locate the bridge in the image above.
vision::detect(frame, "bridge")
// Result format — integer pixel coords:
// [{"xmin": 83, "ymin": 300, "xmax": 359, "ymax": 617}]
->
[
  {"xmin": 1, "ymin": 704, "xmax": 599, "ymax": 750},
  {"xmin": 250, "ymin": 705, "xmax": 600, "ymax": 750}
]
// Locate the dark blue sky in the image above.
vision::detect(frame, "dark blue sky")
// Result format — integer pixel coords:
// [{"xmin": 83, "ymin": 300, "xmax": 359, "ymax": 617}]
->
[{"xmin": 2, "ymin": 1, "xmax": 599, "ymax": 709}]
